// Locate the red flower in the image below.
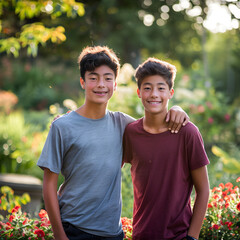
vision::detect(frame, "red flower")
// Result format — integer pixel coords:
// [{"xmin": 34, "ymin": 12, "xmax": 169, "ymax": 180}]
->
[
  {"xmin": 9, "ymin": 215, "xmax": 14, "ymax": 222},
  {"xmin": 23, "ymin": 219, "xmax": 28, "ymax": 225},
  {"xmin": 39, "ymin": 209, "xmax": 47, "ymax": 219},
  {"xmin": 237, "ymin": 202, "xmax": 240, "ymax": 211},
  {"xmin": 34, "ymin": 229, "xmax": 45, "ymax": 237},
  {"xmin": 213, "ymin": 194, "xmax": 220, "ymax": 200},
  {"xmin": 11, "ymin": 205, "xmax": 21, "ymax": 213},
  {"xmin": 213, "ymin": 224, "xmax": 220, "ymax": 230},
  {"xmin": 208, "ymin": 203, "xmax": 213, "ymax": 208},
  {"xmin": 236, "ymin": 177, "xmax": 240, "ymax": 183},
  {"xmin": 225, "ymin": 202, "xmax": 230, "ymax": 208},
  {"xmin": 219, "ymin": 183, "xmax": 225, "ymax": 189},
  {"xmin": 225, "ymin": 182, "xmax": 233, "ymax": 189}
]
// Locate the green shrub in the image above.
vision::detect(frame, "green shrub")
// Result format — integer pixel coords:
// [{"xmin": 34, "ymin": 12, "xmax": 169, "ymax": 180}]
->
[{"xmin": 0, "ymin": 111, "xmax": 48, "ymax": 174}]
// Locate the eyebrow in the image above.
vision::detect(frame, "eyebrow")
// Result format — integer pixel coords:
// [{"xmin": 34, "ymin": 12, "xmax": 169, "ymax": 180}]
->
[
  {"xmin": 87, "ymin": 72, "xmax": 114, "ymax": 76},
  {"xmin": 143, "ymin": 82, "xmax": 166, "ymax": 86}
]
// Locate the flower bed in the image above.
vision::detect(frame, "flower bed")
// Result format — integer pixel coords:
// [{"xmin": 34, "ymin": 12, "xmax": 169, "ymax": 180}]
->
[{"xmin": 0, "ymin": 177, "xmax": 240, "ymax": 239}]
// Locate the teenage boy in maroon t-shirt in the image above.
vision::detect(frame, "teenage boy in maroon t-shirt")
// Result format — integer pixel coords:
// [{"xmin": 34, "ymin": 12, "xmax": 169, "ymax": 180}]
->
[{"xmin": 123, "ymin": 58, "xmax": 210, "ymax": 240}]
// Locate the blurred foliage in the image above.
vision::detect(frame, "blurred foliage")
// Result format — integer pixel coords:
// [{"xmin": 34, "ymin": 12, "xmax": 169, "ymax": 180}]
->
[
  {"xmin": 0, "ymin": 111, "xmax": 49, "ymax": 174},
  {"xmin": 0, "ymin": 0, "xmax": 84, "ymax": 57},
  {"xmin": 0, "ymin": 57, "xmax": 77, "ymax": 110},
  {"xmin": 0, "ymin": 186, "xmax": 30, "ymax": 213},
  {"xmin": 121, "ymin": 164, "xmax": 134, "ymax": 218},
  {"xmin": 0, "ymin": 0, "xmax": 240, "ymax": 220}
]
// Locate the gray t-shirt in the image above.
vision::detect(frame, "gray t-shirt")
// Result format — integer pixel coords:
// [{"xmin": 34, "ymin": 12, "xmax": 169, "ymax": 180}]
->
[{"xmin": 37, "ymin": 110, "xmax": 134, "ymax": 237}]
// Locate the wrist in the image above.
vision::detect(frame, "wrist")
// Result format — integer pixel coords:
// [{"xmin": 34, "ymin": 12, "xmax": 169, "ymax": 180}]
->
[{"xmin": 186, "ymin": 235, "xmax": 198, "ymax": 240}]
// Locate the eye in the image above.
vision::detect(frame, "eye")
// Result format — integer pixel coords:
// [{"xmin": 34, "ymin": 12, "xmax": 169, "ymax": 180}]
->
[
  {"xmin": 144, "ymin": 87, "xmax": 151, "ymax": 90},
  {"xmin": 106, "ymin": 77, "xmax": 113, "ymax": 81},
  {"xmin": 159, "ymin": 87, "xmax": 165, "ymax": 90},
  {"xmin": 90, "ymin": 77, "xmax": 97, "ymax": 81}
]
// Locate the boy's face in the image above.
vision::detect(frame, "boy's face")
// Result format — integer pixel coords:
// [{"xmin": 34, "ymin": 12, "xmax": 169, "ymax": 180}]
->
[
  {"xmin": 137, "ymin": 75, "xmax": 174, "ymax": 115},
  {"xmin": 80, "ymin": 65, "xmax": 117, "ymax": 106}
]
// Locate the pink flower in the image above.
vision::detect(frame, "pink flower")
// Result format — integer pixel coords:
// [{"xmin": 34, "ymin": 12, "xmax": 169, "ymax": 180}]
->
[
  {"xmin": 208, "ymin": 117, "xmax": 214, "ymax": 124},
  {"xmin": 197, "ymin": 105, "xmax": 205, "ymax": 113},
  {"xmin": 224, "ymin": 114, "xmax": 231, "ymax": 122},
  {"xmin": 206, "ymin": 101, "xmax": 213, "ymax": 109}
]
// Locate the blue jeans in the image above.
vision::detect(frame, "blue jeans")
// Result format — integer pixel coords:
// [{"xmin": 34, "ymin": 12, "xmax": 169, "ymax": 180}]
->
[{"xmin": 62, "ymin": 222, "xmax": 124, "ymax": 240}]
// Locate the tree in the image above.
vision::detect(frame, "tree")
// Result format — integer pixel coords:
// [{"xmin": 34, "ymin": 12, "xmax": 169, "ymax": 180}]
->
[{"xmin": 0, "ymin": 0, "xmax": 85, "ymax": 57}]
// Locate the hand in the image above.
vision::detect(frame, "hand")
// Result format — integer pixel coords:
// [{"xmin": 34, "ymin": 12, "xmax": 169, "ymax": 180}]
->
[{"xmin": 166, "ymin": 105, "xmax": 190, "ymax": 133}]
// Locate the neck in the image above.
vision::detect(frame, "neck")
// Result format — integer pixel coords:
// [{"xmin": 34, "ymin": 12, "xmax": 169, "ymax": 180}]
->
[
  {"xmin": 143, "ymin": 110, "xmax": 168, "ymax": 134},
  {"xmin": 76, "ymin": 102, "xmax": 107, "ymax": 119}
]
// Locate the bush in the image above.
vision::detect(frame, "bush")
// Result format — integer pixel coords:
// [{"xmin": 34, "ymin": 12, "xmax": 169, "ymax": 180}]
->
[
  {"xmin": 1, "ymin": 178, "xmax": 239, "ymax": 239},
  {"xmin": 0, "ymin": 111, "xmax": 48, "ymax": 174},
  {"xmin": 200, "ymin": 177, "xmax": 240, "ymax": 239},
  {"xmin": 0, "ymin": 186, "xmax": 131, "ymax": 240}
]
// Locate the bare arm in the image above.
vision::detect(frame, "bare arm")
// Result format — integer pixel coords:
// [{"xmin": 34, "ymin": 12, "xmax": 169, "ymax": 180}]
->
[
  {"xmin": 166, "ymin": 105, "xmax": 190, "ymax": 133},
  {"xmin": 187, "ymin": 166, "xmax": 209, "ymax": 239},
  {"xmin": 43, "ymin": 168, "xmax": 69, "ymax": 240}
]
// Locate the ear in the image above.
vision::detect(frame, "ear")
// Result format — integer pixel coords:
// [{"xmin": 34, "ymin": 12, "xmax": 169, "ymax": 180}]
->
[
  {"xmin": 137, "ymin": 88, "xmax": 141, "ymax": 98},
  {"xmin": 80, "ymin": 77, "xmax": 85, "ymax": 89},
  {"xmin": 113, "ymin": 81, "xmax": 117, "ymax": 91},
  {"xmin": 169, "ymin": 88, "xmax": 174, "ymax": 99}
]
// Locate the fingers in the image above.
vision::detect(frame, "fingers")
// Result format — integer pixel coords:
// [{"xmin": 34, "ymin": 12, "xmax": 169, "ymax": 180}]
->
[
  {"xmin": 182, "ymin": 115, "xmax": 190, "ymax": 126},
  {"xmin": 165, "ymin": 111, "xmax": 170, "ymax": 122},
  {"xmin": 168, "ymin": 114, "xmax": 181, "ymax": 133},
  {"xmin": 167, "ymin": 113, "xmax": 189, "ymax": 133}
]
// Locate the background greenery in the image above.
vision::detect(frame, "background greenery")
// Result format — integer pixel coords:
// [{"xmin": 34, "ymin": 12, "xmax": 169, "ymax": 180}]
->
[{"xmin": 0, "ymin": 0, "xmax": 240, "ymax": 218}]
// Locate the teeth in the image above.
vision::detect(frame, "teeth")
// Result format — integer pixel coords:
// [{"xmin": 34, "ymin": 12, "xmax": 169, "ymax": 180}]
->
[{"xmin": 148, "ymin": 101, "xmax": 161, "ymax": 104}]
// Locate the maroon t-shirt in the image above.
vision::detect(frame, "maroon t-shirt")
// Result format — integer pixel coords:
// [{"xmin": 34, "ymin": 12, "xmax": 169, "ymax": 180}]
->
[{"xmin": 123, "ymin": 119, "xmax": 209, "ymax": 240}]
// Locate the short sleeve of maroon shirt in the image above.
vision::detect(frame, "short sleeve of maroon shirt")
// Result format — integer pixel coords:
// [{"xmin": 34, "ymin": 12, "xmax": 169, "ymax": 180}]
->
[{"xmin": 123, "ymin": 119, "xmax": 209, "ymax": 240}]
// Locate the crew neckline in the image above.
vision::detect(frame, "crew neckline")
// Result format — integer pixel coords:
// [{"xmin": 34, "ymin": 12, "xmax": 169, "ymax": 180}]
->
[
  {"xmin": 72, "ymin": 110, "xmax": 109, "ymax": 121},
  {"xmin": 139, "ymin": 118, "xmax": 170, "ymax": 136}
]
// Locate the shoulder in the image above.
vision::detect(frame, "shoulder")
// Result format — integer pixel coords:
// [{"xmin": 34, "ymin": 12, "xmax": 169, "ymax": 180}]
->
[
  {"xmin": 51, "ymin": 111, "xmax": 75, "ymax": 129},
  {"xmin": 180, "ymin": 121, "xmax": 200, "ymax": 135},
  {"xmin": 109, "ymin": 111, "xmax": 134, "ymax": 120},
  {"xmin": 125, "ymin": 118, "xmax": 141, "ymax": 132},
  {"xmin": 108, "ymin": 110, "xmax": 135, "ymax": 125}
]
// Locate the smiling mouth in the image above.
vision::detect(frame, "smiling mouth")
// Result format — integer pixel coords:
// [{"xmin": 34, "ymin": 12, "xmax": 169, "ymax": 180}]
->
[
  {"xmin": 94, "ymin": 91, "xmax": 108, "ymax": 95},
  {"xmin": 147, "ymin": 101, "xmax": 162, "ymax": 104}
]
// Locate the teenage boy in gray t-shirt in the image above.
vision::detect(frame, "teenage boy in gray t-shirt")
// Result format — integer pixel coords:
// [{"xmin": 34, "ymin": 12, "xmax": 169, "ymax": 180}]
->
[{"xmin": 37, "ymin": 46, "xmax": 189, "ymax": 240}]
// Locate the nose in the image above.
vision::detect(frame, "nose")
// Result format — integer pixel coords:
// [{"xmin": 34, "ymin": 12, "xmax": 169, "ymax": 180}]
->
[
  {"xmin": 97, "ymin": 77, "xmax": 105, "ymax": 88},
  {"xmin": 151, "ymin": 88, "xmax": 158, "ymax": 98}
]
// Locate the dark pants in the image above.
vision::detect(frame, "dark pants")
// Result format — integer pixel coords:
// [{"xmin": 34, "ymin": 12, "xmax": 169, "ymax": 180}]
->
[{"xmin": 62, "ymin": 222, "xmax": 124, "ymax": 240}]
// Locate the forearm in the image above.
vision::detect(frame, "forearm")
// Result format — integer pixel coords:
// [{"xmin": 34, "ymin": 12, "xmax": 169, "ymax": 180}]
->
[
  {"xmin": 43, "ymin": 170, "xmax": 68, "ymax": 240},
  {"xmin": 188, "ymin": 189, "xmax": 209, "ymax": 238},
  {"xmin": 43, "ymin": 189, "xmax": 67, "ymax": 238}
]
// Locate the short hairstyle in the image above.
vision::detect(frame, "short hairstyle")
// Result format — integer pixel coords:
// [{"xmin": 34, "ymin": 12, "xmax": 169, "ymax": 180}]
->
[
  {"xmin": 78, "ymin": 46, "xmax": 120, "ymax": 80},
  {"xmin": 135, "ymin": 57, "xmax": 176, "ymax": 90}
]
